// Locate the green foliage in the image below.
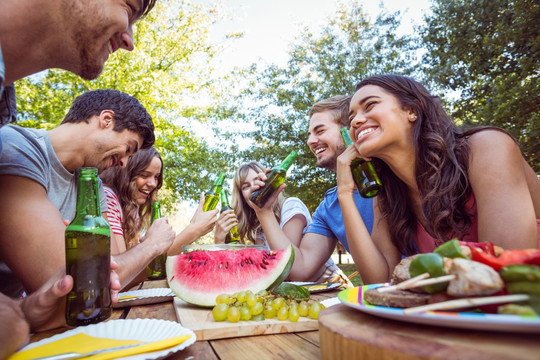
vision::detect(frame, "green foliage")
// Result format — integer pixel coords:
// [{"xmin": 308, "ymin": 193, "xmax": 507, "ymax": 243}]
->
[
  {"xmin": 14, "ymin": 0, "xmax": 234, "ymax": 206},
  {"xmin": 209, "ymin": 1, "xmax": 417, "ymax": 211},
  {"xmin": 421, "ymin": 0, "xmax": 540, "ymax": 171}
]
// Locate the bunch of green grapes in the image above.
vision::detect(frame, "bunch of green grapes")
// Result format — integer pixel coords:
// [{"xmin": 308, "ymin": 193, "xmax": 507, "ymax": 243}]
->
[{"xmin": 211, "ymin": 289, "xmax": 325, "ymax": 323}]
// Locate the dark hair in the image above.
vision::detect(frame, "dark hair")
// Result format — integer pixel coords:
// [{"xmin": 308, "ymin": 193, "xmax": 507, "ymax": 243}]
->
[
  {"xmin": 309, "ymin": 95, "xmax": 351, "ymax": 128},
  {"xmin": 141, "ymin": 0, "xmax": 158, "ymax": 18},
  {"xmin": 61, "ymin": 89, "xmax": 155, "ymax": 150},
  {"xmin": 354, "ymin": 75, "xmax": 497, "ymax": 255},
  {"xmin": 100, "ymin": 147, "xmax": 163, "ymax": 247}
]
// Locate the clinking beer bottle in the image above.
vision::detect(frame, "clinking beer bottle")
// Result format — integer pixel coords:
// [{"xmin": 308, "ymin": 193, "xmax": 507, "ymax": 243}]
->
[
  {"xmin": 203, "ymin": 173, "xmax": 226, "ymax": 211},
  {"xmin": 65, "ymin": 167, "xmax": 111, "ymax": 326},
  {"xmin": 249, "ymin": 151, "xmax": 298, "ymax": 208},
  {"xmin": 146, "ymin": 201, "xmax": 167, "ymax": 280},
  {"xmin": 340, "ymin": 127, "xmax": 382, "ymax": 198},
  {"xmin": 220, "ymin": 190, "xmax": 241, "ymax": 244}
]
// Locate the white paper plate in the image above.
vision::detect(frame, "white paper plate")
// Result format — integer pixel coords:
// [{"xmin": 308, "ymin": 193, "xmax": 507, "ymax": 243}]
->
[
  {"xmin": 114, "ymin": 288, "xmax": 175, "ymax": 308},
  {"xmin": 21, "ymin": 319, "xmax": 196, "ymax": 360},
  {"xmin": 339, "ymin": 284, "xmax": 540, "ymax": 333},
  {"xmin": 321, "ymin": 297, "xmax": 341, "ymax": 308},
  {"xmin": 287, "ymin": 281, "xmax": 341, "ymax": 293}
]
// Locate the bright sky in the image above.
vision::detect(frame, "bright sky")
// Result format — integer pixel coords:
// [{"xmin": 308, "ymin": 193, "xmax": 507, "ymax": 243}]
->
[
  {"xmin": 177, "ymin": 0, "xmax": 434, "ymax": 216},
  {"xmin": 198, "ymin": 0, "xmax": 433, "ymax": 70}
]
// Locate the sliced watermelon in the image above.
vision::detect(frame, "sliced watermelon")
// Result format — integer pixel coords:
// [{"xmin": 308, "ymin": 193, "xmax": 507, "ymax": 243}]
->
[{"xmin": 166, "ymin": 246, "xmax": 294, "ymax": 307}]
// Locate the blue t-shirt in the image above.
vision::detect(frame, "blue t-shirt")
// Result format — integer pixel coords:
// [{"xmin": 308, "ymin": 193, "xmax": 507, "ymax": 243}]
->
[{"xmin": 306, "ymin": 186, "xmax": 374, "ymax": 252}]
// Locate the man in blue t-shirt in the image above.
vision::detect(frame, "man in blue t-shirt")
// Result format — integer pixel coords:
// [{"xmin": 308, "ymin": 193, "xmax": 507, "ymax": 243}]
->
[{"xmin": 288, "ymin": 95, "xmax": 375, "ymax": 281}]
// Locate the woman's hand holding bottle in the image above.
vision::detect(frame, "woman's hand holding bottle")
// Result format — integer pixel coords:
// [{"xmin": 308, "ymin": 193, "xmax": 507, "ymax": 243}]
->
[
  {"xmin": 215, "ymin": 210, "xmax": 237, "ymax": 243},
  {"xmin": 336, "ymin": 144, "xmax": 360, "ymax": 197},
  {"xmin": 142, "ymin": 217, "xmax": 175, "ymax": 255},
  {"xmin": 188, "ymin": 193, "xmax": 219, "ymax": 238},
  {"xmin": 248, "ymin": 168, "xmax": 286, "ymax": 214}
]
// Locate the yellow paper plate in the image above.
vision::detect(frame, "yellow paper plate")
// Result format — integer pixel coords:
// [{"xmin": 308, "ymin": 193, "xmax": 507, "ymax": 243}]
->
[{"xmin": 16, "ymin": 319, "xmax": 196, "ymax": 360}]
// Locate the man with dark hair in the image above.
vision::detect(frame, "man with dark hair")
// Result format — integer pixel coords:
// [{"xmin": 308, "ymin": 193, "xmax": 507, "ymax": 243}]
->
[
  {"xmin": 62, "ymin": 89, "xmax": 155, "ymax": 152},
  {"xmin": 262, "ymin": 95, "xmax": 375, "ymax": 281},
  {"xmin": 0, "ymin": 90, "xmax": 174, "ymax": 335}
]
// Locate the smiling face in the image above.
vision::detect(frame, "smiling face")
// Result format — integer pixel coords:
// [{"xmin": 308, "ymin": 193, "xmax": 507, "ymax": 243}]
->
[
  {"xmin": 307, "ymin": 111, "xmax": 346, "ymax": 172},
  {"xmin": 66, "ymin": 0, "xmax": 144, "ymax": 79},
  {"xmin": 133, "ymin": 155, "xmax": 162, "ymax": 205},
  {"xmin": 89, "ymin": 128, "xmax": 143, "ymax": 174},
  {"xmin": 348, "ymin": 85, "xmax": 415, "ymax": 159}
]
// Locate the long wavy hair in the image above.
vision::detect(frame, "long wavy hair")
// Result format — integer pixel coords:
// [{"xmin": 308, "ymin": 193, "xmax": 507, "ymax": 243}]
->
[
  {"xmin": 100, "ymin": 147, "xmax": 163, "ymax": 248},
  {"xmin": 231, "ymin": 161, "xmax": 285, "ymax": 244},
  {"xmin": 355, "ymin": 75, "xmax": 510, "ymax": 255}
]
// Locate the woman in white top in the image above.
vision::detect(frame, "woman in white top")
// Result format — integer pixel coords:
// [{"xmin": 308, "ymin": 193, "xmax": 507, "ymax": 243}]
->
[{"xmin": 215, "ymin": 161, "xmax": 351, "ymax": 285}]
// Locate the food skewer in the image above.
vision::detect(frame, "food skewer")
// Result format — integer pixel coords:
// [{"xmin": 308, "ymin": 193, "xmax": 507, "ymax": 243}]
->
[
  {"xmin": 377, "ymin": 273, "xmax": 456, "ymax": 293},
  {"xmin": 376, "ymin": 272, "xmax": 430, "ymax": 292},
  {"xmin": 403, "ymin": 294, "xmax": 530, "ymax": 315}
]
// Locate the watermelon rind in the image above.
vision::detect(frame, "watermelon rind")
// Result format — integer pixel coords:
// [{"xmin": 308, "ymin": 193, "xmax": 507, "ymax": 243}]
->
[{"xmin": 166, "ymin": 246, "xmax": 294, "ymax": 307}]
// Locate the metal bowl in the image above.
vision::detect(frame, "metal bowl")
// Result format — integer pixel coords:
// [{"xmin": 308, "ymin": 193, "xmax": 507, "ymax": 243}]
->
[{"xmin": 181, "ymin": 243, "xmax": 268, "ymax": 253}]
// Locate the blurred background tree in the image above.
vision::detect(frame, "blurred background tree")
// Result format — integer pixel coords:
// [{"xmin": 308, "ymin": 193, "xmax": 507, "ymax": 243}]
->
[
  {"xmin": 14, "ymin": 0, "xmax": 235, "ymax": 211},
  {"xmin": 421, "ymin": 0, "xmax": 539, "ymax": 170},
  {"xmin": 206, "ymin": 1, "xmax": 418, "ymax": 211},
  {"xmin": 14, "ymin": 0, "xmax": 539, "ymax": 216}
]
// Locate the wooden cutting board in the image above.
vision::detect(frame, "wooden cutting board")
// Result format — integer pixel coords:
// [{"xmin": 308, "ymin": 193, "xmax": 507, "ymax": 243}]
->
[{"xmin": 173, "ymin": 297, "xmax": 318, "ymax": 340}]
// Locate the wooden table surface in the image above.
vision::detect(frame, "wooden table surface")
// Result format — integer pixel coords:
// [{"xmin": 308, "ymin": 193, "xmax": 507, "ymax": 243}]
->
[
  {"xmin": 29, "ymin": 280, "xmax": 338, "ymax": 360},
  {"xmin": 318, "ymin": 303, "xmax": 540, "ymax": 360},
  {"xmin": 29, "ymin": 281, "xmax": 540, "ymax": 360}
]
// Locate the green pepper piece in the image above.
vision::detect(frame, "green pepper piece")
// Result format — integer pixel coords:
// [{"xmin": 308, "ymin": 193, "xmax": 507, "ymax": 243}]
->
[
  {"xmin": 500, "ymin": 264, "xmax": 540, "ymax": 283},
  {"xmin": 506, "ymin": 282, "xmax": 540, "ymax": 295},
  {"xmin": 409, "ymin": 253, "xmax": 448, "ymax": 293},
  {"xmin": 434, "ymin": 239, "xmax": 469, "ymax": 259},
  {"xmin": 497, "ymin": 304, "xmax": 538, "ymax": 317}
]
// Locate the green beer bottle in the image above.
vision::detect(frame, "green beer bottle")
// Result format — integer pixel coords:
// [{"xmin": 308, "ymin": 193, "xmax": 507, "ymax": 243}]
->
[
  {"xmin": 65, "ymin": 167, "xmax": 111, "ymax": 326},
  {"xmin": 220, "ymin": 190, "xmax": 241, "ymax": 244},
  {"xmin": 249, "ymin": 151, "xmax": 297, "ymax": 208},
  {"xmin": 146, "ymin": 201, "xmax": 167, "ymax": 280},
  {"xmin": 340, "ymin": 127, "xmax": 382, "ymax": 198},
  {"xmin": 203, "ymin": 173, "xmax": 226, "ymax": 211}
]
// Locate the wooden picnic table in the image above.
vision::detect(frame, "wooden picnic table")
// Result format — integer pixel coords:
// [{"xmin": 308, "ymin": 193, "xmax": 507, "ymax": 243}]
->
[
  {"xmin": 29, "ymin": 279, "xmax": 338, "ymax": 359},
  {"xmin": 28, "ymin": 280, "xmax": 540, "ymax": 360}
]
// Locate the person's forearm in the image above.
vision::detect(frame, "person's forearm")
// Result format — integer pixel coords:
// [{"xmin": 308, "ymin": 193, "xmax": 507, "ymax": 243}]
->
[
  {"xmin": 168, "ymin": 224, "xmax": 200, "ymax": 255},
  {"xmin": 113, "ymin": 240, "xmax": 162, "ymax": 288},
  {"xmin": 256, "ymin": 210, "xmax": 290, "ymax": 249},
  {"xmin": 339, "ymin": 194, "xmax": 390, "ymax": 284}
]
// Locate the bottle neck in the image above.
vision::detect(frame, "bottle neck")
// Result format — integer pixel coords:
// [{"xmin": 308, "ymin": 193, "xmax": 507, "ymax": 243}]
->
[
  {"xmin": 74, "ymin": 167, "xmax": 101, "ymax": 217},
  {"xmin": 222, "ymin": 188, "xmax": 233, "ymax": 204},
  {"xmin": 151, "ymin": 202, "xmax": 161, "ymax": 223},
  {"xmin": 214, "ymin": 174, "xmax": 226, "ymax": 187},
  {"xmin": 276, "ymin": 151, "xmax": 298, "ymax": 172},
  {"xmin": 341, "ymin": 127, "xmax": 354, "ymax": 146}
]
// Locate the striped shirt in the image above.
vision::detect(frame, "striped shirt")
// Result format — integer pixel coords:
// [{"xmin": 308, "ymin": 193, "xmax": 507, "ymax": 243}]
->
[{"xmin": 104, "ymin": 186, "xmax": 124, "ymax": 236}]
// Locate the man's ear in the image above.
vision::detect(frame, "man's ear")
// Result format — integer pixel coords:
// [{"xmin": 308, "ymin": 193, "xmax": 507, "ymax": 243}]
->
[{"xmin": 99, "ymin": 110, "xmax": 115, "ymax": 129}]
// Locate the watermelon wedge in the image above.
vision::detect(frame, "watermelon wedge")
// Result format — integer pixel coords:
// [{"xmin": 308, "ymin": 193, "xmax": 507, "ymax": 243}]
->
[{"xmin": 166, "ymin": 246, "xmax": 294, "ymax": 307}]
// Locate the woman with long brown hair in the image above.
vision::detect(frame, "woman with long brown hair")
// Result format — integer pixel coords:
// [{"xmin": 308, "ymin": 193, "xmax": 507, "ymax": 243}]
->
[{"xmin": 336, "ymin": 75, "xmax": 539, "ymax": 284}]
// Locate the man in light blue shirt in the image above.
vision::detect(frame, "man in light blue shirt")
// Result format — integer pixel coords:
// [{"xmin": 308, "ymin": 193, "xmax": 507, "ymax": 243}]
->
[{"xmin": 284, "ymin": 95, "xmax": 375, "ymax": 281}]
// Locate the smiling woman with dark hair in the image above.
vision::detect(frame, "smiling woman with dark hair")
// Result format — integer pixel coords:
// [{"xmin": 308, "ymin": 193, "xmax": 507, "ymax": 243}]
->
[
  {"xmin": 100, "ymin": 147, "xmax": 220, "ymax": 288},
  {"xmin": 337, "ymin": 74, "xmax": 540, "ymax": 285}
]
